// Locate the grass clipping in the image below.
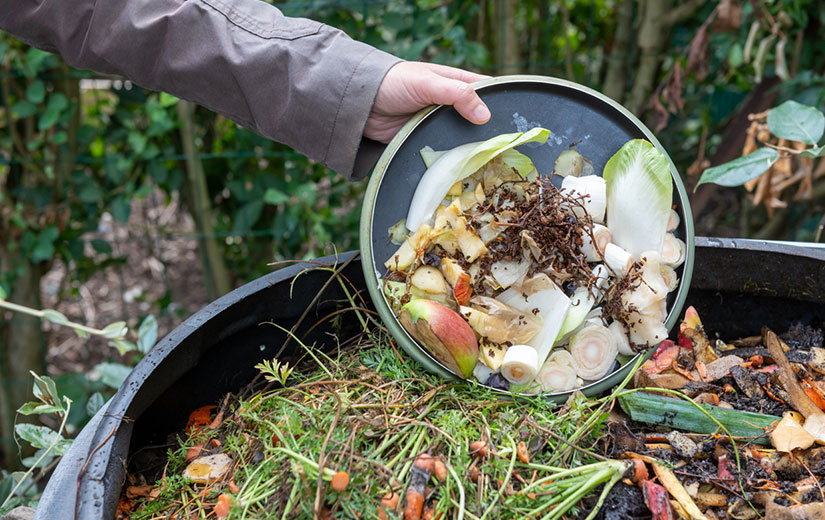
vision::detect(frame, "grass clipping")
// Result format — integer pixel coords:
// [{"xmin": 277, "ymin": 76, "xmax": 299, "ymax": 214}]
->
[{"xmin": 122, "ymin": 332, "xmax": 632, "ymax": 520}]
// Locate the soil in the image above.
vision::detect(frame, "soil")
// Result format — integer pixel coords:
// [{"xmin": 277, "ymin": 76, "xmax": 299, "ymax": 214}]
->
[{"xmin": 41, "ymin": 190, "xmax": 210, "ymax": 378}]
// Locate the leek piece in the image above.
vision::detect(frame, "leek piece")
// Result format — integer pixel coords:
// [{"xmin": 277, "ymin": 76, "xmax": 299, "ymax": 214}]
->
[
  {"xmin": 407, "ymin": 128, "xmax": 550, "ymax": 232},
  {"xmin": 618, "ymin": 392, "xmax": 778, "ymax": 444},
  {"xmin": 603, "ymin": 139, "xmax": 673, "ymax": 256},
  {"xmin": 602, "ymin": 243, "xmax": 633, "ymax": 277},
  {"xmin": 537, "ymin": 358, "xmax": 578, "ymax": 392},
  {"xmin": 580, "ymin": 224, "xmax": 611, "ymax": 262},
  {"xmin": 497, "ymin": 275, "xmax": 571, "ymax": 372},
  {"xmin": 501, "ymin": 344, "xmax": 539, "ymax": 385},
  {"xmin": 556, "ymin": 264, "xmax": 609, "ymax": 341},
  {"xmin": 569, "ymin": 322, "xmax": 618, "ymax": 380}
]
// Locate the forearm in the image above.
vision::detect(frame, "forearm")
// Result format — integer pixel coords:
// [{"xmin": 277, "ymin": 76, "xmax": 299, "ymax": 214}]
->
[{"xmin": 0, "ymin": 0, "xmax": 401, "ymax": 178}]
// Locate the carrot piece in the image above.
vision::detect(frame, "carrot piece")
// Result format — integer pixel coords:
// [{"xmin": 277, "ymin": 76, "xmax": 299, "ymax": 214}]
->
[
  {"xmin": 433, "ymin": 457, "xmax": 447, "ymax": 481},
  {"xmin": 331, "ymin": 471, "xmax": 350, "ymax": 492},
  {"xmin": 469, "ymin": 440, "xmax": 488, "ymax": 458},
  {"xmin": 186, "ymin": 405, "xmax": 216, "ymax": 436},
  {"xmin": 630, "ymin": 458, "xmax": 648, "ymax": 484},
  {"xmin": 227, "ymin": 480, "xmax": 240, "ymax": 494},
  {"xmin": 214, "ymin": 493, "xmax": 233, "ymax": 519},
  {"xmin": 379, "ymin": 492, "xmax": 400, "ymax": 520},
  {"xmin": 516, "ymin": 441, "xmax": 530, "ymax": 463},
  {"xmin": 185, "ymin": 440, "xmax": 206, "ymax": 462},
  {"xmin": 405, "ymin": 453, "xmax": 432, "ymax": 520}
]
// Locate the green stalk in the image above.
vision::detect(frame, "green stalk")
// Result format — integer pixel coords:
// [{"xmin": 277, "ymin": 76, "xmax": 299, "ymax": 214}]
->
[
  {"xmin": 279, "ymin": 479, "xmax": 300, "ymax": 520},
  {"xmin": 479, "ymin": 436, "xmax": 517, "ymax": 520},
  {"xmin": 446, "ymin": 460, "xmax": 466, "ymax": 520}
]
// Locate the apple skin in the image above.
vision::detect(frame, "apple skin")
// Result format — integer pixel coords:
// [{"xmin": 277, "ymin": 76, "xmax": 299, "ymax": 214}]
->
[{"xmin": 399, "ymin": 299, "xmax": 479, "ymax": 378}]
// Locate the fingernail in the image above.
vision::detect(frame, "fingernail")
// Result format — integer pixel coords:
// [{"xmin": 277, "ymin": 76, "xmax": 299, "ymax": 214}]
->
[{"xmin": 473, "ymin": 104, "xmax": 491, "ymax": 122}]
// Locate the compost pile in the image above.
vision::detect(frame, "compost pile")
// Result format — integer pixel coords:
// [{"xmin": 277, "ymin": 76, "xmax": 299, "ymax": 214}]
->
[
  {"xmin": 116, "ymin": 328, "xmax": 633, "ymax": 520},
  {"xmin": 606, "ymin": 307, "xmax": 825, "ymax": 520},
  {"xmin": 117, "ymin": 304, "xmax": 825, "ymax": 520}
]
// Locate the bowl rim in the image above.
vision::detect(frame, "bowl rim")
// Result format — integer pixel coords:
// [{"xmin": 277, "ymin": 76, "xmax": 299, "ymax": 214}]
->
[{"xmin": 359, "ymin": 74, "xmax": 695, "ymax": 401}]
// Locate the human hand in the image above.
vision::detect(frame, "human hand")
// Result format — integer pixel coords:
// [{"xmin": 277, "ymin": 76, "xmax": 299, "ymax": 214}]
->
[{"xmin": 365, "ymin": 61, "xmax": 491, "ymax": 143}]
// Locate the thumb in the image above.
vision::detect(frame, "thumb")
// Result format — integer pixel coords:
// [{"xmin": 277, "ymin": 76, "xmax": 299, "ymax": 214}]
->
[{"xmin": 416, "ymin": 73, "xmax": 491, "ymax": 125}]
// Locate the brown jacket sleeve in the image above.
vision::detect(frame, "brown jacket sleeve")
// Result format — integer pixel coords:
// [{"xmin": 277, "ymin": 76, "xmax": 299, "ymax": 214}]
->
[{"xmin": 0, "ymin": 0, "xmax": 401, "ymax": 179}]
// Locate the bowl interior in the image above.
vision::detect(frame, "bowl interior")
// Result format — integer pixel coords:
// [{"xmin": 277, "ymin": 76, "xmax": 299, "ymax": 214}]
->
[{"xmin": 361, "ymin": 75, "xmax": 695, "ymax": 400}]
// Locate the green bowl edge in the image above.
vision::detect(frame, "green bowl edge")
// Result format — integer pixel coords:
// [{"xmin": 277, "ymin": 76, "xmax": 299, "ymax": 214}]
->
[{"xmin": 359, "ymin": 74, "xmax": 695, "ymax": 402}]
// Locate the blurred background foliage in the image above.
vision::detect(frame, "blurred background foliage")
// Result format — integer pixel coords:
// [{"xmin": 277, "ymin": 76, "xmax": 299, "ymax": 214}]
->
[{"xmin": 0, "ymin": 0, "xmax": 824, "ymax": 476}]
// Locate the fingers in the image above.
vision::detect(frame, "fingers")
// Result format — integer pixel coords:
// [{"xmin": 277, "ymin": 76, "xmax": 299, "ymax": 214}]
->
[
  {"xmin": 415, "ymin": 71, "xmax": 491, "ymax": 125},
  {"xmin": 418, "ymin": 62, "xmax": 490, "ymax": 84}
]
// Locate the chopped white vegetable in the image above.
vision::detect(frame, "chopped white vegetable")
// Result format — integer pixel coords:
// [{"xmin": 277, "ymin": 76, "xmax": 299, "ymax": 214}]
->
[
  {"xmin": 580, "ymin": 224, "xmax": 612, "ymax": 262},
  {"xmin": 501, "ymin": 344, "xmax": 540, "ymax": 385},
  {"xmin": 561, "ymin": 175, "xmax": 607, "ymax": 223},
  {"xmin": 570, "ymin": 323, "xmax": 619, "ymax": 380},
  {"xmin": 603, "ymin": 243, "xmax": 634, "ymax": 277}
]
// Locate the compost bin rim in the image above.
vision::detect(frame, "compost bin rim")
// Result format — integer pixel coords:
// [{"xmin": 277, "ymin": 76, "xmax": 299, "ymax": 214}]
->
[{"xmin": 35, "ymin": 252, "xmax": 359, "ymax": 520}]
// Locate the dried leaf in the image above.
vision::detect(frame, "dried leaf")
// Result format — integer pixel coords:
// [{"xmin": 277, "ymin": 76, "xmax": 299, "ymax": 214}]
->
[
  {"xmin": 686, "ymin": 24, "xmax": 710, "ymax": 81},
  {"xmin": 715, "ymin": 0, "xmax": 742, "ymax": 31},
  {"xmin": 650, "ymin": 94, "xmax": 670, "ymax": 133},
  {"xmin": 663, "ymin": 62, "xmax": 685, "ymax": 114}
]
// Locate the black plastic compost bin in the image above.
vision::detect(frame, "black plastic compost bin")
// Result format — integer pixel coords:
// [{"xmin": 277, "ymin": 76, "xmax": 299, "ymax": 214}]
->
[{"xmin": 34, "ymin": 238, "xmax": 825, "ymax": 520}]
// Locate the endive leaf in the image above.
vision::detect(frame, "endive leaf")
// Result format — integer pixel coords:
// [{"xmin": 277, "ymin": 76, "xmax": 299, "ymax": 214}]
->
[
  {"xmin": 603, "ymin": 140, "xmax": 673, "ymax": 256},
  {"xmin": 406, "ymin": 128, "xmax": 550, "ymax": 232}
]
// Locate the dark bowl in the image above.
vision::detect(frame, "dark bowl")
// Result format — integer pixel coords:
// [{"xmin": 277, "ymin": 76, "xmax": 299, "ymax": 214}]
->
[{"xmin": 359, "ymin": 75, "xmax": 695, "ymax": 401}]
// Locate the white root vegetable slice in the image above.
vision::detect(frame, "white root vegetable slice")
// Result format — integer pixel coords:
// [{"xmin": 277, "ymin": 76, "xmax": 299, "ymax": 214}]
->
[
  {"xmin": 561, "ymin": 175, "xmax": 607, "ymax": 224},
  {"xmin": 537, "ymin": 359, "xmax": 578, "ymax": 392},
  {"xmin": 569, "ymin": 323, "xmax": 619, "ymax": 380},
  {"xmin": 667, "ymin": 209, "xmax": 681, "ymax": 232},
  {"xmin": 608, "ymin": 321, "xmax": 634, "ymax": 356},
  {"xmin": 580, "ymin": 224, "xmax": 612, "ymax": 262},
  {"xmin": 501, "ymin": 344, "xmax": 539, "ymax": 385},
  {"xmin": 662, "ymin": 233, "xmax": 687, "ymax": 267}
]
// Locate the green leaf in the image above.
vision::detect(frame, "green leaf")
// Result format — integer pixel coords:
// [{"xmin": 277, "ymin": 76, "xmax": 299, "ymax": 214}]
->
[
  {"xmin": 38, "ymin": 94, "xmax": 69, "ymax": 131},
  {"xmin": 86, "ymin": 392, "xmax": 106, "ymax": 416},
  {"xmin": 30, "ymin": 372, "xmax": 60, "ymax": 406},
  {"xmin": 108, "ymin": 339, "xmax": 136, "ymax": 356},
  {"xmin": 0, "ymin": 285, "xmax": 6, "ymax": 299},
  {"xmin": 603, "ymin": 139, "xmax": 673, "ymax": 256},
  {"xmin": 90, "ymin": 238, "xmax": 113, "ymax": 255},
  {"xmin": 799, "ymin": 146, "xmax": 825, "ymax": 158},
  {"xmin": 696, "ymin": 148, "xmax": 780, "ymax": 188},
  {"xmin": 17, "ymin": 402, "xmax": 64, "ymax": 416},
  {"xmin": 407, "ymin": 127, "xmax": 549, "ymax": 232},
  {"xmin": 42, "ymin": 309, "xmax": 70, "ymax": 327},
  {"xmin": 79, "ymin": 182, "xmax": 103, "ymax": 203},
  {"xmin": 232, "ymin": 200, "xmax": 264, "ymax": 235},
  {"xmin": 263, "ymin": 188, "xmax": 289, "ymax": 205},
  {"xmin": 137, "ymin": 315, "xmax": 158, "ymax": 354},
  {"xmin": 15, "ymin": 424, "xmax": 62, "ymax": 451},
  {"xmin": 111, "ymin": 195, "xmax": 131, "ymax": 224},
  {"xmin": 95, "ymin": 362, "xmax": 133, "ymax": 389},
  {"xmin": 26, "ymin": 80, "xmax": 45, "ymax": 104},
  {"xmin": 11, "ymin": 100, "xmax": 38, "ymax": 118},
  {"xmin": 727, "ymin": 43, "xmax": 744, "ymax": 69},
  {"xmin": 767, "ymin": 100, "xmax": 825, "ymax": 145},
  {"xmin": 100, "ymin": 321, "xmax": 128, "ymax": 339},
  {"xmin": 32, "ymin": 226, "xmax": 59, "ymax": 262},
  {"xmin": 159, "ymin": 92, "xmax": 179, "ymax": 107}
]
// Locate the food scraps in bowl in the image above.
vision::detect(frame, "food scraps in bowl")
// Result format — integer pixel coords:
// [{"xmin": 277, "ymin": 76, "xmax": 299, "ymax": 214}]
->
[{"xmin": 382, "ymin": 128, "xmax": 686, "ymax": 394}]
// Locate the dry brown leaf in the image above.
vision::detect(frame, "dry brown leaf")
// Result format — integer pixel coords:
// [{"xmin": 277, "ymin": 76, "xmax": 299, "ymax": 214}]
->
[
  {"xmin": 715, "ymin": 0, "xmax": 742, "ymax": 31},
  {"xmin": 686, "ymin": 24, "xmax": 710, "ymax": 81}
]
